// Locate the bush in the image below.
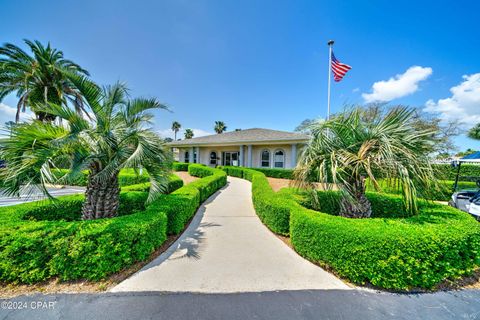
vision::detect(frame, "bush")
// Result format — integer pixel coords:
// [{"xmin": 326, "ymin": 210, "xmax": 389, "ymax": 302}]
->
[
  {"xmin": 290, "ymin": 201, "xmax": 480, "ymax": 290},
  {"xmin": 52, "ymin": 168, "xmax": 151, "ymax": 187},
  {"xmin": 0, "ymin": 166, "xmax": 226, "ymax": 284},
  {"xmin": 121, "ymin": 174, "xmax": 183, "ymax": 194},
  {"xmin": 218, "ymin": 166, "xmax": 293, "ymax": 179},
  {"xmin": 221, "ymin": 166, "xmax": 480, "ymax": 290},
  {"xmin": 298, "ymin": 190, "xmax": 414, "ymax": 219},
  {"xmin": 248, "ymin": 167, "xmax": 294, "ymax": 179},
  {"xmin": 172, "ymin": 162, "xmax": 189, "ymax": 171}
]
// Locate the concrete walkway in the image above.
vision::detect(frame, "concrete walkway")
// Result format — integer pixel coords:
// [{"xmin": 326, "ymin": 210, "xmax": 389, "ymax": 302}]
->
[{"xmin": 112, "ymin": 177, "xmax": 349, "ymax": 293}]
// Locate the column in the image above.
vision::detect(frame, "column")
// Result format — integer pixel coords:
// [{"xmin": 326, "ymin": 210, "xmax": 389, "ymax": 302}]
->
[
  {"xmin": 291, "ymin": 144, "xmax": 297, "ymax": 168},
  {"xmin": 239, "ymin": 145, "xmax": 244, "ymax": 167},
  {"xmin": 189, "ymin": 147, "xmax": 194, "ymax": 163},
  {"xmin": 196, "ymin": 147, "xmax": 200, "ymax": 164},
  {"xmin": 247, "ymin": 145, "xmax": 253, "ymax": 167}
]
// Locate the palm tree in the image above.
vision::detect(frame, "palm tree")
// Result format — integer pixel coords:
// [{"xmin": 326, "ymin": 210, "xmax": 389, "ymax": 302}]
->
[
  {"xmin": 184, "ymin": 128, "xmax": 194, "ymax": 139},
  {"xmin": 214, "ymin": 121, "xmax": 227, "ymax": 134},
  {"xmin": 468, "ymin": 123, "xmax": 480, "ymax": 140},
  {"xmin": 0, "ymin": 39, "xmax": 89, "ymax": 122},
  {"xmin": 0, "ymin": 76, "xmax": 172, "ymax": 220},
  {"xmin": 171, "ymin": 121, "xmax": 181, "ymax": 140},
  {"xmin": 294, "ymin": 106, "xmax": 437, "ymax": 218}
]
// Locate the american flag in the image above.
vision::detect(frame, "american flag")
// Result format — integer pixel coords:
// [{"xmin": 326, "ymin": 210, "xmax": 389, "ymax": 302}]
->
[{"xmin": 331, "ymin": 52, "xmax": 351, "ymax": 82}]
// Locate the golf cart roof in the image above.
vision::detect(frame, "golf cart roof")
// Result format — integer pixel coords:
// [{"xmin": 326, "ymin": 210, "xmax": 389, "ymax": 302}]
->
[{"xmin": 459, "ymin": 152, "xmax": 480, "ymax": 163}]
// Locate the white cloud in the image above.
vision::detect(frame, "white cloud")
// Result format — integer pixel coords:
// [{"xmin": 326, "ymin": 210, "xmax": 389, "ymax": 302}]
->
[
  {"xmin": 0, "ymin": 103, "xmax": 33, "ymax": 125},
  {"xmin": 158, "ymin": 128, "xmax": 213, "ymax": 140},
  {"xmin": 362, "ymin": 66, "xmax": 433, "ymax": 103},
  {"xmin": 352, "ymin": 87, "xmax": 360, "ymax": 93},
  {"xmin": 424, "ymin": 73, "xmax": 480, "ymax": 126}
]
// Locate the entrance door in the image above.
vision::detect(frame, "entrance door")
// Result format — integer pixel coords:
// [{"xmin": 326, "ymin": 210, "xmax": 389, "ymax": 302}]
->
[{"xmin": 223, "ymin": 152, "xmax": 239, "ymax": 166}]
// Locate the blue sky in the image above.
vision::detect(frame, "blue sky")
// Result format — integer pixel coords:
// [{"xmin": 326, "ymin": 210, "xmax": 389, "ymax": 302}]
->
[{"xmin": 1, "ymin": 0, "xmax": 479, "ymax": 151}]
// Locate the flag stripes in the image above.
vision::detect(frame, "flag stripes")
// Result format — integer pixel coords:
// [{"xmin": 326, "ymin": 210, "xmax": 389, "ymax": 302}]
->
[{"xmin": 331, "ymin": 52, "xmax": 351, "ymax": 82}]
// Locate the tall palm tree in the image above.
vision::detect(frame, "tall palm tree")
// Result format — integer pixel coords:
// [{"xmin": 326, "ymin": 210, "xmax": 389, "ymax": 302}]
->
[
  {"xmin": 0, "ymin": 39, "xmax": 89, "ymax": 122},
  {"xmin": 184, "ymin": 128, "xmax": 194, "ymax": 139},
  {"xmin": 0, "ymin": 75, "xmax": 172, "ymax": 220},
  {"xmin": 468, "ymin": 123, "xmax": 480, "ymax": 140},
  {"xmin": 214, "ymin": 121, "xmax": 227, "ymax": 134},
  {"xmin": 294, "ymin": 106, "xmax": 437, "ymax": 218},
  {"xmin": 171, "ymin": 121, "xmax": 181, "ymax": 140}
]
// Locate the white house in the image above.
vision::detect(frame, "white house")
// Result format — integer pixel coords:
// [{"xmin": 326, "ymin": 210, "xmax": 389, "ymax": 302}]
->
[{"xmin": 167, "ymin": 128, "xmax": 309, "ymax": 169}]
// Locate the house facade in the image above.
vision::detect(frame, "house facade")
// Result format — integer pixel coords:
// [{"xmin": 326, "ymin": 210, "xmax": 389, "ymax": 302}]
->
[{"xmin": 167, "ymin": 128, "xmax": 309, "ymax": 169}]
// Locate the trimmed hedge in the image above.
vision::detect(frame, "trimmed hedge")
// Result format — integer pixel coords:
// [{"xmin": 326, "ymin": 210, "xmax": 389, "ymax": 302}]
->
[
  {"xmin": 120, "ymin": 174, "xmax": 183, "ymax": 194},
  {"xmin": 52, "ymin": 168, "xmax": 151, "ymax": 187},
  {"xmin": 0, "ymin": 165, "xmax": 226, "ymax": 284},
  {"xmin": 221, "ymin": 166, "xmax": 480, "ymax": 290},
  {"xmin": 172, "ymin": 162, "xmax": 189, "ymax": 171},
  {"xmin": 218, "ymin": 166, "xmax": 293, "ymax": 179},
  {"xmin": 290, "ymin": 198, "xmax": 480, "ymax": 290},
  {"xmin": 157, "ymin": 164, "xmax": 227, "ymax": 234}
]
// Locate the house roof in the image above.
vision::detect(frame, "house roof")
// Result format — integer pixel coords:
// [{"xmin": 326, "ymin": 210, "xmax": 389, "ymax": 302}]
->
[{"xmin": 167, "ymin": 128, "xmax": 309, "ymax": 147}]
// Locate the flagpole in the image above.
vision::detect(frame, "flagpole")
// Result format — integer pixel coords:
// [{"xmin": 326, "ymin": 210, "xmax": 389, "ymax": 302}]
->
[{"xmin": 327, "ymin": 40, "xmax": 334, "ymax": 120}]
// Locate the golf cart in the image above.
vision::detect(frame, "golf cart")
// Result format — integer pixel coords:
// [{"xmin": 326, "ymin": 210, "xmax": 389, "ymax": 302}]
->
[{"xmin": 448, "ymin": 152, "xmax": 480, "ymax": 220}]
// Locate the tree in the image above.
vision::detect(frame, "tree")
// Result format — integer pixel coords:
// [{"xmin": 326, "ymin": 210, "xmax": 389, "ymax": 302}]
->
[
  {"xmin": 164, "ymin": 137, "xmax": 173, "ymax": 143},
  {"xmin": 360, "ymin": 104, "xmax": 462, "ymax": 156},
  {"xmin": 171, "ymin": 121, "xmax": 181, "ymax": 140},
  {"xmin": 214, "ymin": 121, "xmax": 227, "ymax": 134},
  {"xmin": 0, "ymin": 40, "xmax": 89, "ymax": 122},
  {"xmin": 4, "ymin": 121, "xmax": 15, "ymax": 136},
  {"xmin": 468, "ymin": 123, "xmax": 480, "ymax": 140},
  {"xmin": 456, "ymin": 148, "xmax": 478, "ymax": 157},
  {"xmin": 0, "ymin": 76, "xmax": 172, "ymax": 220},
  {"xmin": 184, "ymin": 128, "xmax": 194, "ymax": 139},
  {"xmin": 294, "ymin": 118, "xmax": 316, "ymax": 133},
  {"xmin": 295, "ymin": 106, "xmax": 436, "ymax": 218}
]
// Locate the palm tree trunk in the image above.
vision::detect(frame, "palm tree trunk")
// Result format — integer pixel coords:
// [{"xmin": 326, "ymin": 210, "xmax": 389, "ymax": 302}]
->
[
  {"xmin": 339, "ymin": 176, "xmax": 372, "ymax": 218},
  {"xmin": 81, "ymin": 170, "xmax": 120, "ymax": 220}
]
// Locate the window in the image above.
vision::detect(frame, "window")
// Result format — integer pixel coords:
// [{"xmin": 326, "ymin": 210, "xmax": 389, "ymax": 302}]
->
[
  {"xmin": 261, "ymin": 150, "xmax": 270, "ymax": 168},
  {"xmin": 193, "ymin": 151, "xmax": 197, "ymax": 163},
  {"xmin": 184, "ymin": 151, "xmax": 189, "ymax": 163},
  {"xmin": 210, "ymin": 152, "xmax": 217, "ymax": 165},
  {"xmin": 274, "ymin": 150, "xmax": 285, "ymax": 168}
]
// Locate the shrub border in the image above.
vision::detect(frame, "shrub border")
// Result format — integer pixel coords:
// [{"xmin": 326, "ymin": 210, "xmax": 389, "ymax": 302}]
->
[
  {"xmin": 0, "ymin": 164, "xmax": 226, "ymax": 284},
  {"xmin": 220, "ymin": 166, "xmax": 480, "ymax": 290}
]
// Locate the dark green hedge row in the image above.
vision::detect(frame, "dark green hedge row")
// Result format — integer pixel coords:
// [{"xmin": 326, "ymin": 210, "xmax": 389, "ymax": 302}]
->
[
  {"xmin": 0, "ymin": 165, "xmax": 226, "ymax": 284},
  {"xmin": 290, "ymin": 199, "xmax": 480, "ymax": 290},
  {"xmin": 156, "ymin": 164, "xmax": 227, "ymax": 234},
  {"xmin": 297, "ymin": 190, "xmax": 414, "ymax": 219},
  {"xmin": 218, "ymin": 166, "xmax": 294, "ymax": 179},
  {"xmin": 172, "ymin": 162, "xmax": 189, "ymax": 171},
  {"xmin": 221, "ymin": 166, "xmax": 480, "ymax": 290},
  {"xmin": 120, "ymin": 174, "xmax": 183, "ymax": 194},
  {"xmin": 433, "ymin": 163, "xmax": 480, "ymax": 182},
  {"xmin": 52, "ymin": 168, "xmax": 151, "ymax": 187}
]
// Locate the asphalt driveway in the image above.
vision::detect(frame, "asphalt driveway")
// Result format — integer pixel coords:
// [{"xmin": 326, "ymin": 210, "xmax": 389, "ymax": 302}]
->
[{"xmin": 1, "ymin": 289, "xmax": 479, "ymax": 320}]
